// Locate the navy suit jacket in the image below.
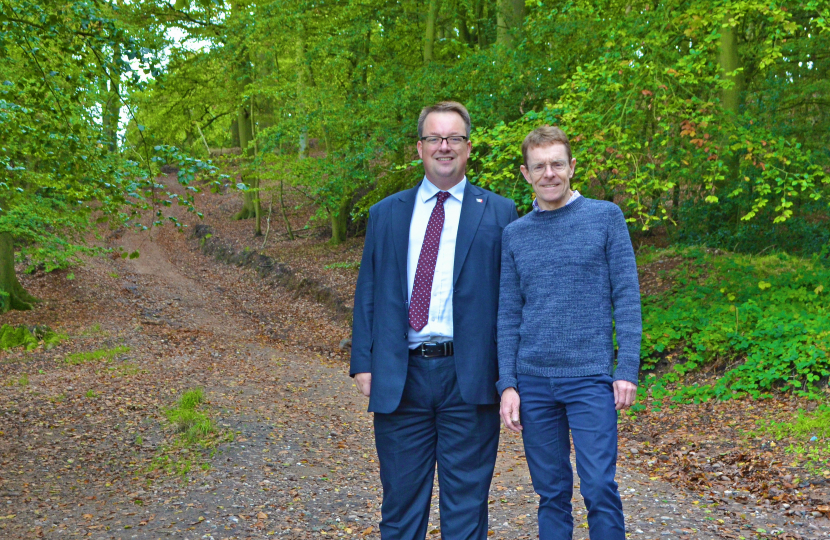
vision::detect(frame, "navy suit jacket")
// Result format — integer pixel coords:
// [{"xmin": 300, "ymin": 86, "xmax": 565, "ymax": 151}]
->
[{"xmin": 350, "ymin": 180, "xmax": 518, "ymax": 413}]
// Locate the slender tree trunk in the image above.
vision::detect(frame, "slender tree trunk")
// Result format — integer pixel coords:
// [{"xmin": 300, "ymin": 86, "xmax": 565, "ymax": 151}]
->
[
  {"xmin": 101, "ymin": 43, "xmax": 120, "ymax": 153},
  {"xmin": 457, "ymin": 1, "xmax": 472, "ymax": 44},
  {"xmin": 718, "ymin": 21, "xmax": 744, "ymax": 116},
  {"xmin": 0, "ymin": 232, "xmax": 39, "ymax": 313},
  {"xmin": 297, "ymin": 20, "xmax": 311, "ymax": 159},
  {"xmin": 232, "ymin": 48, "xmax": 262, "ymax": 234},
  {"xmin": 476, "ymin": 0, "xmax": 486, "ymax": 47},
  {"xmin": 233, "ymin": 97, "xmax": 256, "ymax": 221},
  {"xmin": 279, "ymin": 180, "xmax": 295, "ymax": 240},
  {"xmin": 717, "ymin": 17, "xmax": 745, "ymax": 215},
  {"xmin": 424, "ymin": 0, "xmax": 442, "ymax": 63},
  {"xmin": 496, "ymin": 0, "xmax": 524, "ymax": 47},
  {"xmin": 329, "ymin": 194, "xmax": 352, "ymax": 246}
]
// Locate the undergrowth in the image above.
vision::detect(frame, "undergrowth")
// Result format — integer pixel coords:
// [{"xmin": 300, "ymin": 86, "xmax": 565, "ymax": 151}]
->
[
  {"xmin": 635, "ymin": 246, "xmax": 830, "ymax": 408},
  {"xmin": 0, "ymin": 324, "xmax": 65, "ymax": 351}
]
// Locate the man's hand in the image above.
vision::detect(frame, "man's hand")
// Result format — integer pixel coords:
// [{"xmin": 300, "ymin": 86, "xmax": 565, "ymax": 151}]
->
[
  {"xmin": 499, "ymin": 388, "xmax": 523, "ymax": 432},
  {"xmin": 613, "ymin": 380, "xmax": 637, "ymax": 410},
  {"xmin": 355, "ymin": 372, "xmax": 372, "ymax": 397}
]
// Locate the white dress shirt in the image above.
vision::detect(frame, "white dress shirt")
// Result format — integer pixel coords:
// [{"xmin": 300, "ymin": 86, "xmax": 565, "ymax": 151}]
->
[{"xmin": 407, "ymin": 177, "xmax": 465, "ymax": 347}]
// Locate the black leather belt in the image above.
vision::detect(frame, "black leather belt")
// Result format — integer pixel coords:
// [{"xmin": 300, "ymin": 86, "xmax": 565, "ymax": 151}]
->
[{"xmin": 410, "ymin": 341, "xmax": 454, "ymax": 358}]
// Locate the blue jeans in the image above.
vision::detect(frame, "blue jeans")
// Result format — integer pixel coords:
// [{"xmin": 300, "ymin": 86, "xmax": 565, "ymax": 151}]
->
[
  {"xmin": 518, "ymin": 373, "xmax": 625, "ymax": 540},
  {"xmin": 374, "ymin": 356, "xmax": 500, "ymax": 540}
]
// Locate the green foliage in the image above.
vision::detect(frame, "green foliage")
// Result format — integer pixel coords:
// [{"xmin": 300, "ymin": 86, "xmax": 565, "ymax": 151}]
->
[
  {"xmin": 473, "ymin": 0, "xmax": 830, "ymax": 235},
  {"xmin": 63, "ymin": 345, "xmax": 130, "ymax": 365},
  {"xmin": 0, "ymin": 324, "xmax": 62, "ymax": 350},
  {"xmin": 638, "ymin": 248, "xmax": 830, "ymax": 403},
  {"xmin": 0, "ymin": 324, "xmax": 38, "ymax": 350},
  {"xmin": 0, "ymin": 0, "xmax": 223, "ymax": 306}
]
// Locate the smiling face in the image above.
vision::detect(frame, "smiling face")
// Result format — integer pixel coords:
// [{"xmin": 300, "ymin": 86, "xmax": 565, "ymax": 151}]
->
[
  {"xmin": 520, "ymin": 143, "xmax": 576, "ymax": 211},
  {"xmin": 417, "ymin": 111, "xmax": 471, "ymax": 190}
]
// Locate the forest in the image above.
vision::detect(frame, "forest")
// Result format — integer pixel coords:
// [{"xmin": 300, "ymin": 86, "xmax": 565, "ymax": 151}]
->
[{"xmin": 1, "ymin": 1, "xmax": 830, "ymax": 537}]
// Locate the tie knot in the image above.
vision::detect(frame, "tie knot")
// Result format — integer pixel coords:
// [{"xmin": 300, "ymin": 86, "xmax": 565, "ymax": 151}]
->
[{"xmin": 436, "ymin": 191, "xmax": 450, "ymax": 204}]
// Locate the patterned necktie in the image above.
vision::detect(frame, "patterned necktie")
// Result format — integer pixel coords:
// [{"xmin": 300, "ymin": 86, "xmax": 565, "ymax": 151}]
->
[{"xmin": 409, "ymin": 191, "xmax": 451, "ymax": 331}]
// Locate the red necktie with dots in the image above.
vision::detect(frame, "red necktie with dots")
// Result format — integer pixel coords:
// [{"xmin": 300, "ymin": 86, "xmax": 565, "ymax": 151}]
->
[{"xmin": 409, "ymin": 191, "xmax": 451, "ymax": 331}]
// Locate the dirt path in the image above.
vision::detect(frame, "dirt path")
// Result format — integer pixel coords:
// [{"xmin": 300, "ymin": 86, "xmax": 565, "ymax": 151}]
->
[{"xmin": 2, "ymin": 186, "xmax": 828, "ymax": 539}]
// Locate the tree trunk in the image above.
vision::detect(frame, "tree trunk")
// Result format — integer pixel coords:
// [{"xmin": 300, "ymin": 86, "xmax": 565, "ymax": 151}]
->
[
  {"xmin": 717, "ymin": 17, "xmax": 745, "ymax": 208},
  {"xmin": 232, "ymin": 48, "xmax": 262, "ymax": 235},
  {"xmin": 457, "ymin": 1, "xmax": 473, "ymax": 45},
  {"xmin": 233, "ymin": 100, "xmax": 257, "ymax": 221},
  {"xmin": 0, "ymin": 233, "xmax": 38, "ymax": 313},
  {"xmin": 496, "ymin": 0, "xmax": 524, "ymax": 48},
  {"xmin": 329, "ymin": 194, "xmax": 352, "ymax": 246},
  {"xmin": 718, "ymin": 21, "xmax": 744, "ymax": 116},
  {"xmin": 424, "ymin": 0, "xmax": 442, "ymax": 63},
  {"xmin": 101, "ymin": 42, "xmax": 120, "ymax": 153}
]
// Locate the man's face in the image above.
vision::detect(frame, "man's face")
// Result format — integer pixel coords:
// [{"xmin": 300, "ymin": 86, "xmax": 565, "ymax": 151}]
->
[
  {"xmin": 520, "ymin": 143, "xmax": 576, "ymax": 211},
  {"xmin": 417, "ymin": 111, "xmax": 471, "ymax": 189}
]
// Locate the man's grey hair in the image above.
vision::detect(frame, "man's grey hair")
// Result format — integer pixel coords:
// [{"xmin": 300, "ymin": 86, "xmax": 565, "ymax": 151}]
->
[{"xmin": 417, "ymin": 101, "xmax": 472, "ymax": 139}]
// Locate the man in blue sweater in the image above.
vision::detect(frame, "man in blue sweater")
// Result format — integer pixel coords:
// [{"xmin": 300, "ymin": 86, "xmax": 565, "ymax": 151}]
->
[{"xmin": 497, "ymin": 125, "xmax": 641, "ymax": 540}]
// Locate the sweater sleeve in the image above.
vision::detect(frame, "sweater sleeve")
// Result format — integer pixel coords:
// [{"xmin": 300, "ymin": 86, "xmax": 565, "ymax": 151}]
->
[
  {"xmin": 605, "ymin": 205, "xmax": 642, "ymax": 385},
  {"xmin": 496, "ymin": 227, "xmax": 522, "ymax": 395}
]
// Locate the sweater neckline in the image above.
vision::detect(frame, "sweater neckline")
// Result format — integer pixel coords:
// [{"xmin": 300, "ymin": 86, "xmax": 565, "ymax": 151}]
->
[{"xmin": 529, "ymin": 194, "xmax": 587, "ymax": 218}]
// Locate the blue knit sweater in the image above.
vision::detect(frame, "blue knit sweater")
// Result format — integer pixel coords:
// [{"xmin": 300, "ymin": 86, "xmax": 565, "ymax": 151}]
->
[{"xmin": 496, "ymin": 196, "xmax": 642, "ymax": 394}]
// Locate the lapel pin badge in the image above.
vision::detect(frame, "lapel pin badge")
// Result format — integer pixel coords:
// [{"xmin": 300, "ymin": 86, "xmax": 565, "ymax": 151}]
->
[{"xmin": 476, "ymin": 198, "xmax": 483, "ymax": 203}]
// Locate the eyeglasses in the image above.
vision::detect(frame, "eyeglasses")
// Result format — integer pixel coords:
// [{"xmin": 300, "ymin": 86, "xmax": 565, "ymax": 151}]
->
[
  {"xmin": 529, "ymin": 160, "xmax": 570, "ymax": 175},
  {"xmin": 420, "ymin": 135, "xmax": 469, "ymax": 147}
]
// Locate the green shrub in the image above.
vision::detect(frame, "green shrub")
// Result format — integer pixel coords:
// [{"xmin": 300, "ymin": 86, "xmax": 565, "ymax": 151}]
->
[
  {"xmin": 0, "ymin": 324, "xmax": 38, "ymax": 350},
  {"xmin": 0, "ymin": 325, "xmax": 65, "ymax": 351},
  {"xmin": 638, "ymin": 247, "xmax": 830, "ymax": 403}
]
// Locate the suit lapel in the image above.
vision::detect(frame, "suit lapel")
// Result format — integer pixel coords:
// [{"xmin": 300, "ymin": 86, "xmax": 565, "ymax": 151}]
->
[
  {"xmin": 392, "ymin": 184, "xmax": 419, "ymax": 303},
  {"xmin": 453, "ymin": 183, "xmax": 487, "ymax": 286}
]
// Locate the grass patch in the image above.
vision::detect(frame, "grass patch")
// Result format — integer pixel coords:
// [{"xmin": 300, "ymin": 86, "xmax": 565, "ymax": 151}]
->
[
  {"xmin": 85, "ymin": 389, "xmax": 98, "ymax": 398},
  {"xmin": 104, "ymin": 362, "xmax": 146, "ymax": 378},
  {"xmin": 64, "ymin": 345, "xmax": 130, "ymax": 365},
  {"xmin": 753, "ymin": 405, "xmax": 830, "ymax": 473},
  {"xmin": 323, "ymin": 261, "xmax": 360, "ymax": 270},
  {"xmin": 166, "ymin": 388, "xmax": 215, "ymax": 444},
  {"xmin": 81, "ymin": 323, "xmax": 105, "ymax": 336},
  {"xmin": 756, "ymin": 405, "xmax": 830, "ymax": 440},
  {"xmin": 145, "ymin": 388, "xmax": 228, "ymax": 482}
]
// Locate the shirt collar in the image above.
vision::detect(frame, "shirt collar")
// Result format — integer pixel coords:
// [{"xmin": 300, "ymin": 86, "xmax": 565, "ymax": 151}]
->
[
  {"xmin": 419, "ymin": 177, "xmax": 466, "ymax": 204},
  {"xmin": 532, "ymin": 190, "xmax": 581, "ymax": 212}
]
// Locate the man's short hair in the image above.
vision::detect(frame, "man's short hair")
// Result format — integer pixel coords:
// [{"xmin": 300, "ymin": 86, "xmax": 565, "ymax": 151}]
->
[
  {"xmin": 521, "ymin": 125, "xmax": 572, "ymax": 165},
  {"xmin": 418, "ymin": 101, "xmax": 472, "ymax": 139}
]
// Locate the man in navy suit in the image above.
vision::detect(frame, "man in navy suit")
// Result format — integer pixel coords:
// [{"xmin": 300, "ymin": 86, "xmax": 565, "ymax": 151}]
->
[{"xmin": 350, "ymin": 101, "xmax": 518, "ymax": 540}]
